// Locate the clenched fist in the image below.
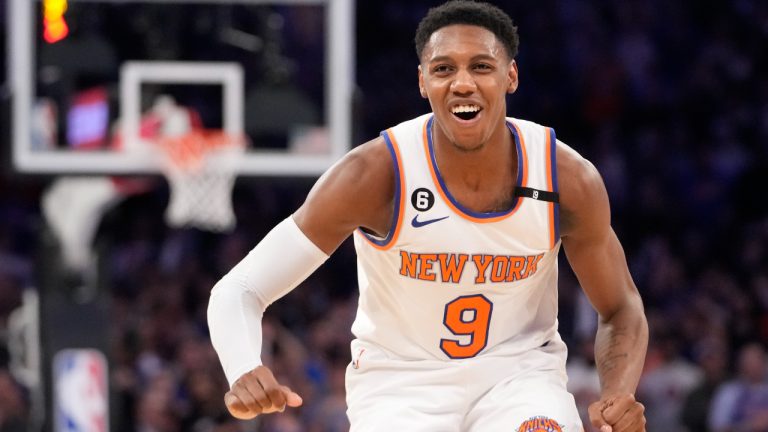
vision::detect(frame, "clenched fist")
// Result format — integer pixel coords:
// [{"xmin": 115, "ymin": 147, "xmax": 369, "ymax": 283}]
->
[
  {"xmin": 224, "ymin": 366, "xmax": 303, "ymax": 420},
  {"xmin": 588, "ymin": 393, "xmax": 646, "ymax": 432}
]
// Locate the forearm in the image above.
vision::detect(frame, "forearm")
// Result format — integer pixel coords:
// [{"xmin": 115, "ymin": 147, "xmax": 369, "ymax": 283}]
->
[
  {"xmin": 208, "ymin": 285, "xmax": 266, "ymax": 386},
  {"xmin": 207, "ymin": 216, "xmax": 328, "ymax": 386},
  {"xmin": 594, "ymin": 296, "xmax": 648, "ymax": 398}
]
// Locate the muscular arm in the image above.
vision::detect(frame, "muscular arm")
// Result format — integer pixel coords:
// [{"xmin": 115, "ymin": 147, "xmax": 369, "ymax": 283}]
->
[
  {"xmin": 293, "ymin": 136, "xmax": 395, "ymax": 253},
  {"xmin": 558, "ymin": 142, "xmax": 648, "ymax": 430},
  {"xmin": 210, "ymin": 136, "xmax": 394, "ymax": 419}
]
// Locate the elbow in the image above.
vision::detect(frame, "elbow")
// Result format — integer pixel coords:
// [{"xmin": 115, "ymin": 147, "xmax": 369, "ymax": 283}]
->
[
  {"xmin": 610, "ymin": 293, "xmax": 649, "ymax": 345},
  {"xmin": 601, "ymin": 292, "xmax": 647, "ymax": 331},
  {"xmin": 207, "ymin": 272, "xmax": 268, "ymax": 324},
  {"xmin": 207, "ymin": 273, "xmax": 261, "ymax": 330},
  {"xmin": 206, "ymin": 278, "xmax": 226, "ymax": 331},
  {"xmin": 207, "ymin": 275, "xmax": 231, "ymax": 317}
]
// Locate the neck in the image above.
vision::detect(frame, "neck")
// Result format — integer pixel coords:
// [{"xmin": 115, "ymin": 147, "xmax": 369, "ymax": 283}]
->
[{"xmin": 432, "ymin": 120, "xmax": 515, "ymax": 188}]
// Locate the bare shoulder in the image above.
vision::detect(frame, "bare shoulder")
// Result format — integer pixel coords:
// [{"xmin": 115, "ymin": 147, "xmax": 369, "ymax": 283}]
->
[
  {"xmin": 556, "ymin": 140, "xmax": 610, "ymax": 238},
  {"xmin": 315, "ymin": 135, "xmax": 394, "ymax": 212},
  {"xmin": 293, "ymin": 135, "xmax": 395, "ymax": 253},
  {"xmin": 331, "ymin": 135, "xmax": 393, "ymax": 187}
]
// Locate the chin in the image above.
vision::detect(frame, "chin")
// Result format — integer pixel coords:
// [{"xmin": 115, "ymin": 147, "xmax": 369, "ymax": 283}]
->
[
  {"xmin": 434, "ymin": 114, "xmax": 489, "ymax": 151},
  {"xmin": 450, "ymin": 125, "xmax": 491, "ymax": 151}
]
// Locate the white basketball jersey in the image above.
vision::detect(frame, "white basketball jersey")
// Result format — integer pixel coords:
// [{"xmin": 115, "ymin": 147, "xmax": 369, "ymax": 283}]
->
[{"xmin": 352, "ymin": 113, "xmax": 563, "ymax": 361}]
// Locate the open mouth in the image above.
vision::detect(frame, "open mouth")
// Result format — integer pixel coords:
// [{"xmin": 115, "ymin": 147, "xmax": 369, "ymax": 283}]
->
[{"xmin": 451, "ymin": 104, "xmax": 482, "ymax": 121}]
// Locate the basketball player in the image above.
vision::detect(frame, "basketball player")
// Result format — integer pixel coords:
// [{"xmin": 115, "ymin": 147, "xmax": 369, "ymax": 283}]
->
[{"xmin": 208, "ymin": 2, "xmax": 648, "ymax": 431}]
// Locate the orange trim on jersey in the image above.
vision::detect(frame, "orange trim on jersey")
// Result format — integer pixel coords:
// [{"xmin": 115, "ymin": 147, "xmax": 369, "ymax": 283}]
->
[
  {"xmin": 545, "ymin": 127, "xmax": 556, "ymax": 249},
  {"xmin": 357, "ymin": 128, "xmax": 405, "ymax": 250},
  {"xmin": 422, "ymin": 117, "xmax": 529, "ymax": 223}
]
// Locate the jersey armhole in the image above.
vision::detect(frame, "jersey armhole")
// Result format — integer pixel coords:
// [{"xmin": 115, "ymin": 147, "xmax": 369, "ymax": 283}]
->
[
  {"xmin": 546, "ymin": 128, "xmax": 560, "ymax": 249},
  {"xmin": 356, "ymin": 129, "xmax": 405, "ymax": 250}
]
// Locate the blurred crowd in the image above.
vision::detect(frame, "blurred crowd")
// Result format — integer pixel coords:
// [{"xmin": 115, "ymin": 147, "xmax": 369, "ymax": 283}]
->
[{"xmin": 1, "ymin": 0, "xmax": 768, "ymax": 431}]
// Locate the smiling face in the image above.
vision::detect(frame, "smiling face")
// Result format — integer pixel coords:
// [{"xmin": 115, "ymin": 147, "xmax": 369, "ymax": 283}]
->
[{"xmin": 418, "ymin": 24, "xmax": 518, "ymax": 152}]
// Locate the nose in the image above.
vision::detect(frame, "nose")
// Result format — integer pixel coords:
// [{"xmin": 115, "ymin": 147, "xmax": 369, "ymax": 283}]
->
[{"xmin": 450, "ymin": 68, "xmax": 476, "ymax": 95}]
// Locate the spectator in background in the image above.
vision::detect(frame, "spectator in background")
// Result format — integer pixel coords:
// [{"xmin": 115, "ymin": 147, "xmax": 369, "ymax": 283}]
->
[
  {"xmin": 709, "ymin": 343, "xmax": 768, "ymax": 432},
  {"xmin": 0, "ymin": 369, "xmax": 27, "ymax": 432},
  {"xmin": 681, "ymin": 337, "xmax": 729, "ymax": 432},
  {"xmin": 638, "ymin": 331, "xmax": 702, "ymax": 431},
  {"xmin": 135, "ymin": 369, "xmax": 182, "ymax": 432}
]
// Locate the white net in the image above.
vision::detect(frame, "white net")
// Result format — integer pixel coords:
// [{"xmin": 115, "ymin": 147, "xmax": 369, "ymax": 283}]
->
[
  {"xmin": 42, "ymin": 177, "xmax": 124, "ymax": 272},
  {"xmin": 158, "ymin": 131, "xmax": 245, "ymax": 232}
]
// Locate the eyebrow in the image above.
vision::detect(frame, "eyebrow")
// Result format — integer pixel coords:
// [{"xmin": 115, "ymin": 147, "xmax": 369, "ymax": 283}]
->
[{"xmin": 428, "ymin": 54, "xmax": 499, "ymax": 64}]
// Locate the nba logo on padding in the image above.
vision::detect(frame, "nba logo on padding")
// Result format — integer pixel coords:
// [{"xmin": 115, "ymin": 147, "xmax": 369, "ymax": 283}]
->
[
  {"xmin": 53, "ymin": 349, "xmax": 109, "ymax": 432},
  {"xmin": 517, "ymin": 415, "xmax": 563, "ymax": 432}
]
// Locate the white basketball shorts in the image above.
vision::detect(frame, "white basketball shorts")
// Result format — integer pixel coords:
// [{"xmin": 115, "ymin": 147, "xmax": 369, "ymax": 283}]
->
[{"xmin": 345, "ymin": 339, "xmax": 584, "ymax": 432}]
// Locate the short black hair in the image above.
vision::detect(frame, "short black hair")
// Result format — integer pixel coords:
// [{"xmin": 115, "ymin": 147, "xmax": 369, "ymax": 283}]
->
[{"xmin": 414, "ymin": 1, "xmax": 519, "ymax": 62}]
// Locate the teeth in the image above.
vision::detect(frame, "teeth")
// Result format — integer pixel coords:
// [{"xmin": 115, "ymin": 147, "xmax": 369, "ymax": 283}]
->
[{"xmin": 451, "ymin": 105, "xmax": 481, "ymax": 113}]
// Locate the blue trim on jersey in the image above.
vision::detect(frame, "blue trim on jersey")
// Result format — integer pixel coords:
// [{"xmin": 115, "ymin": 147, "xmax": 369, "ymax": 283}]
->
[
  {"xmin": 358, "ymin": 131, "xmax": 402, "ymax": 246},
  {"xmin": 549, "ymin": 128, "xmax": 560, "ymax": 241},
  {"xmin": 426, "ymin": 116, "xmax": 524, "ymax": 219}
]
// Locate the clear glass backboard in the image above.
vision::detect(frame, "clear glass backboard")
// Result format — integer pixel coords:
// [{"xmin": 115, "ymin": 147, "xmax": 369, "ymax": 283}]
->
[{"xmin": 9, "ymin": 0, "xmax": 353, "ymax": 176}]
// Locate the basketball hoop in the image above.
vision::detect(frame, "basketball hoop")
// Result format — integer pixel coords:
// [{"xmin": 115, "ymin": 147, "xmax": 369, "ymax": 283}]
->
[{"xmin": 155, "ymin": 130, "xmax": 245, "ymax": 232}]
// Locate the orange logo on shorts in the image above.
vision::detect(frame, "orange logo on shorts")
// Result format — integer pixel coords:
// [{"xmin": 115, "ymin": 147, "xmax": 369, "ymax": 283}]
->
[{"xmin": 517, "ymin": 416, "xmax": 563, "ymax": 432}]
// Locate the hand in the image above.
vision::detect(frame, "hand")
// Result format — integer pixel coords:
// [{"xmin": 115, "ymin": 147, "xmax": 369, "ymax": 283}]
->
[
  {"xmin": 224, "ymin": 366, "xmax": 303, "ymax": 420},
  {"xmin": 588, "ymin": 394, "xmax": 645, "ymax": 432}
]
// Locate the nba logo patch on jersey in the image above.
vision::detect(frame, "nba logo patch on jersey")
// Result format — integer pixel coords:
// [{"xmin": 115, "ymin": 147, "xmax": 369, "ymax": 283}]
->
[
  {"xmin": 517, "ymin": 416, "xmax": 563, "ymax": 432},
  {"xmin": 53, "ymin": 349, "xmax": 109, "ymax": 432}
]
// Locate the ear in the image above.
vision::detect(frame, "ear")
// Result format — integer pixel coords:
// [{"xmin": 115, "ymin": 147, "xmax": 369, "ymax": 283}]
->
[
  {"xmin": 418, "ymin": 65, "xmax": 427, "ymax": 99},
  {"xmin": 506, "ymin": 60, "xmax": 519, "ymax": 94}
]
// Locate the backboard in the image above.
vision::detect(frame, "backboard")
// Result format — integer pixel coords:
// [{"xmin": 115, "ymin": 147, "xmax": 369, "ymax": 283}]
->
[{"xmin": 9, "ymin": 0, "xmax": 354, "ymax": 176}]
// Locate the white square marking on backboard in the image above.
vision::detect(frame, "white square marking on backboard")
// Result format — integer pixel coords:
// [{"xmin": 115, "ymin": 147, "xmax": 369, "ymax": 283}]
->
[{"xmin": 119, "ymin": 61, "xmax": 244, "ymax": 153}]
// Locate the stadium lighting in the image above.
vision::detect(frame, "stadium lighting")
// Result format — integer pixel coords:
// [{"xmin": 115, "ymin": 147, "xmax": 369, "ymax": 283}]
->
[{"xmin": 43, "ymin": 0, "xmax": 69, "ymax": 44}]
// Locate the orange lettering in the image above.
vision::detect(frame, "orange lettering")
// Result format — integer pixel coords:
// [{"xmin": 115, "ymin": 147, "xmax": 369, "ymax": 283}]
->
[
  {"xmin": 439, "ymin": 253, "xmax": 468, "ymax": 283},
  {"xmin": 522, "ymin": 254, "xmax": 544, "ymax": 279},
  {"xmin": 506, "ymin": 256, "xmax": 526, "ymax": 281},
  {"xmin": 399, "ymin": 250, "xmax": 418, "ymax": 278},
  {"xmin": 418, "ymin": 254, "xmax": 438, "ymax": 281},
  {"xmin": 472, "ymin": 255, "xmax": 493, "ymax": 283},
  {"xmin": 490, "ymin": 255, "xmax": 508, "ymax": 282}
]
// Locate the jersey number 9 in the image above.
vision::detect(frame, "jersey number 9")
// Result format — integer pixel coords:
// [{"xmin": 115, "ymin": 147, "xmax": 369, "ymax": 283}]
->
[{"xmin": 440, "ymin": 294, "xmax": 493, "ymax": 359}]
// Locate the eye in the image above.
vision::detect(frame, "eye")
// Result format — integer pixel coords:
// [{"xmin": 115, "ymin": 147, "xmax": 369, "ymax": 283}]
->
[
  {"xmin": 473, "ymin": 63, "xmax": 493, "ymax": 71},
  {"xmin": 433, "ymin": 64, "xmax": 453, "ymax": 74}
]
